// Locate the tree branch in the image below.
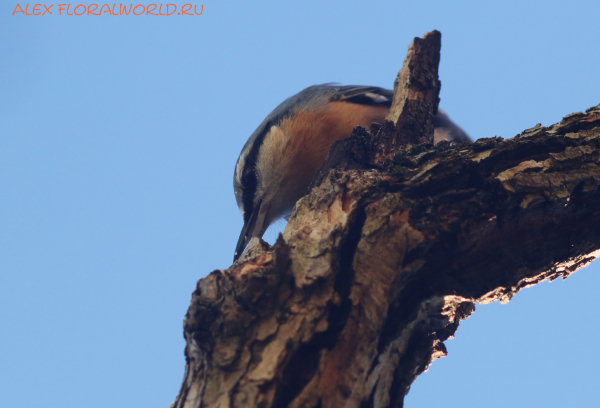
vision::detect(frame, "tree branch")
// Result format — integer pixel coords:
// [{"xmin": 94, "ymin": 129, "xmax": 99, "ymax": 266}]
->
[{"xmin": 173, "ymin": 31, "xmax": 600, "ymax": 408}]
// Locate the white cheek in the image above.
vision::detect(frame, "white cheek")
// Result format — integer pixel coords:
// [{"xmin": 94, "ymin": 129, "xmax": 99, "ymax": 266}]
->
[{"xmin": 235, "ymin": 161, "xmax": 244, "ymax": 185}]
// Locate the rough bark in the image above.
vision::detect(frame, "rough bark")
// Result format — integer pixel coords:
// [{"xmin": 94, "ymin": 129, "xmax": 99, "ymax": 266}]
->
[{"xmin": 173, "ymin": 31, "xmax": 600, "ymax": 408}]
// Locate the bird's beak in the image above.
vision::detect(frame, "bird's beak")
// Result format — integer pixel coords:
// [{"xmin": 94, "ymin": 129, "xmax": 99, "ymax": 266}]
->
[{"xmin": 234, "ymin": 200, "xmax": 265, "ymax": 261}]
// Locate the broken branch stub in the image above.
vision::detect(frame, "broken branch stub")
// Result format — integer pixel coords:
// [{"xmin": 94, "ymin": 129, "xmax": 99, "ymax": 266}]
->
[
  {"xmin": 310, "ymin": 30, "xmax": 442, "ymax": 191},
  {"xmin": 384, "ymin": 30, "xmax": 441, "ymax": 150}
]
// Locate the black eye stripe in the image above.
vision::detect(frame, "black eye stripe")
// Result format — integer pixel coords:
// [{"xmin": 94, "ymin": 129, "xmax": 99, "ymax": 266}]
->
[
  {"xmin": 243, "ymin": 168, "xmax": 254, "ymax": 183},
  {"xmin": 241, "ymin": 120, "xmax": 272, "ymax": 222}
]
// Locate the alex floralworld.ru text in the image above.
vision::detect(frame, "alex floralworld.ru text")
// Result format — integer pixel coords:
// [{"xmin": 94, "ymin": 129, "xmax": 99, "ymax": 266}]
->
[{"xmin": 13, "ymin": 4, "xmax": 203, "ymax": 16}]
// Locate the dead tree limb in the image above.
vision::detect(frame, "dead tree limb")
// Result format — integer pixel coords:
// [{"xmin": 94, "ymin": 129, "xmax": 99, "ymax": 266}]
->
[{"xmin": 173, "ymin": 31, "xmax": 600, "ymax": 408}]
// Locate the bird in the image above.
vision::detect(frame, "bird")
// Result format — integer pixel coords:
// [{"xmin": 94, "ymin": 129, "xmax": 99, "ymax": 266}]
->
[{"xmin": 233, "ymin": 84, "xmax": 470, "ymax": 261}]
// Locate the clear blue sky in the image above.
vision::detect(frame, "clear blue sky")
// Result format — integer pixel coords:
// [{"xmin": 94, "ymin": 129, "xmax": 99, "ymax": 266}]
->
[{"xmin": 1, "ymin": 1, "xmax": 599, "ymax": 407}]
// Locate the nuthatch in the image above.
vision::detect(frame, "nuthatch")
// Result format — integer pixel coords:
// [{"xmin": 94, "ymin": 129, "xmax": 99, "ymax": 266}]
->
[{"xmin": 233, "ymin": 84, "xmax": 469, "ymax": 260}]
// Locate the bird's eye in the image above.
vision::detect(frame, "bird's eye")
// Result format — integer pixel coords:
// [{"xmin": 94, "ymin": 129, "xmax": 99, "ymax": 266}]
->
[{"xmin": 243, "ymin": 168, "xmax": 255, "ymax": 185}]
